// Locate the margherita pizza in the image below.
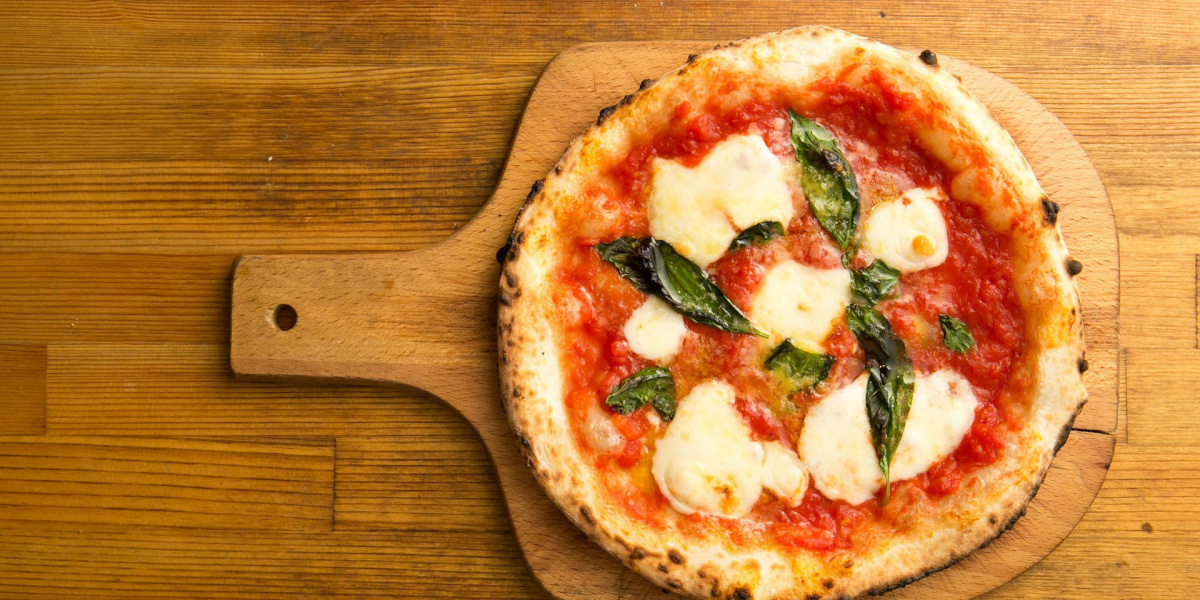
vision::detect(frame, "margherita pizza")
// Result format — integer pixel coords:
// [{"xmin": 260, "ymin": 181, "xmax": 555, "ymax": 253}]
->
[{"xmin": 498, "ymin": 26, "xmax": 1087, "ymax": 599}]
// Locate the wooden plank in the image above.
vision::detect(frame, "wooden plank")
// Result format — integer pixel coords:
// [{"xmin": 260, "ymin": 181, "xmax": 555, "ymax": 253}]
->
[
  {"xmin": 0, "ymin": 344, "xmax": 46, "ymax": 435},
  {"xmin": 0, "ymin": 528, "xmax": 548, "ymax": 599},
  {"xmin": 1112, "ymin": 186, "xmax": 1200, "ymax": 238},
  {"xmin": 46, "ymin": 344, "xmax": 459, "ymax": 437},
  {"xmin": 0, "ymin": 437, "xmax": 334, "ymax": 531},
  {"xmin": 334, "ymin": 437, "xmax": 510, "ymax": 532},
  {"xmin": 0, "ymin": 0, "xmax": 1195, "ymax": 68},
  {"xmin": 1124, "ymin": 348, "xmax": 1200, "ymax": 445},
  {"xmin": 0, "ymin": 253, "xmax": 232, "ymax": 343},
  {"xmin": 1116, "ymin": 235, "xmax": 1195, "ymax": 349},
  {"xmin": 0, "ymin": 162, "xmax": 495, "ymax": 254}
]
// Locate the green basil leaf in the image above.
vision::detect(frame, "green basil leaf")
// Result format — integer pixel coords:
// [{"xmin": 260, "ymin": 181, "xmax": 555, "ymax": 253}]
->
[
  {"xmin": 939, "ymin": 314, "xmax": 976, "ymax": 353},
  {"xmin": 605, "ymin": 366, "xmax": 676, "ymax": 421},
  {"xmin": 851, "ymin": 260, "xmax": 901, "ymax": 305},
  {"xmin": 728, "ymin": 221, "xmax": 785, "ymax": 253},
  {"xmin": 789, "ymin": 109, "xmax": 860, "ymax": 250},
  {"xmin": 596, "ymin": 237, "xmax": 766, "ymax": 337},
  {"xmin": 765, "ymin": 339, "xmax": 835, "ymax": 392},
  {"xmin": 846, "ymin": 304, "xmax": 915, "ymax": 504}
]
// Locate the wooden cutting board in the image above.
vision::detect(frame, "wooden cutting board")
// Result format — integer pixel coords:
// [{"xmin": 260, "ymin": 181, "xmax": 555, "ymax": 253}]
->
[{"xmin": 229, "ymin": 42, "xmax": 1117, "ymax": 600}]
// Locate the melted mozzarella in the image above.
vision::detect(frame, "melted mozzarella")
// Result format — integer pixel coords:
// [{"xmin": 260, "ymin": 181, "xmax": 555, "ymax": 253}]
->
[
  {"xmin": 750, "ymin": 260, "xmax": 852, "ymax": 352},
  {"xmin": 861, "ymin": 187, "xmax": 950, "ymax": 273},
  {"xmin": 798, "ymin": 374, "xmax": 882, "ymax": 505},
  {"xmin": 799, "ymin": 369, "xmax": 981, "ymax": 505},
  {"xmin": 583, "ymin": 405, "xmax": 625, "ymax": 454},
  {"xmin": 761, "ymin": 440, "xmax": 810, "ymax": 506},
  {"xmin": 648, "ymin": 134, "xmax": 795, "ymax": 268},
  {"xmin": 891, "ymin": 369, "xmax": 979, "ymax": 480},
  {"xmin": 651, "ymin": 380, "xmax": 764, "ymax": 517},
  {"xmin": 622, "ymin": 296, "xmax": 688, "ymax": 362}
]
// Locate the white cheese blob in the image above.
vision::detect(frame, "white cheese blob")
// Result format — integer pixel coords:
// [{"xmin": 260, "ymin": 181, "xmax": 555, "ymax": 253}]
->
[
  {"xmin": 750, "ymin": 260, "xmax": 852, "ymax": 352},
  {"xmin": 799, "ymin": 369, "xmax": 981, "ymax": 505},
  {"xmin": 651, "ymin": 380, "xmax": 765, "ymax": 517},
  {"xmin": 798, "ymin": 374, "xmax": 882, "ymax": 505},
  {"xmin": 861, "ymin": 187, "xmax": 950, "ymax": 273},
  {"xmin": 890, "ymin": 369, "xmax": 979, "ymax": 480},
  {"xmin": 761, "ymin": 440, "xmax": 810, "ymax": 506},
  {"xmin": 583, "ymin": 405, "xmax": 625, "ymax": 454},
  {"xmin": 622, "ymin": 296, "xmax": 688, "ymax": 362},
  {"xmin": 648, "ymin": 134, "xmax": 795, "ymax": 268}
]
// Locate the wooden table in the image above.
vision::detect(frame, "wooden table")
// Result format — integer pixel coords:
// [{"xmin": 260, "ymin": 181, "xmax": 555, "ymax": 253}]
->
[{"xmin": 0, "ymin": 2, "xmax": 1195, "ymax": 598}]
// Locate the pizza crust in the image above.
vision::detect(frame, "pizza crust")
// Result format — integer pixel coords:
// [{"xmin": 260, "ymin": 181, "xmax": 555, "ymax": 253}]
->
[{"xmin": 498, "ymin": 26, "xmax": 1086, "ymax": 600}]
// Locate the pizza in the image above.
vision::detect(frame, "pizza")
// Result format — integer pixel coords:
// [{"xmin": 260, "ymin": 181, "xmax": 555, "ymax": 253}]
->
[{"xmin": 497, "ymin": 26, "xmax": 1086, "ymax": 599}]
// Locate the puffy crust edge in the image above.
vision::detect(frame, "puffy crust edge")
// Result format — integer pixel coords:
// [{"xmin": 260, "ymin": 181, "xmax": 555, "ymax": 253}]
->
[{"xmin": 498, "ymin": 26, "xmax": 1087, "ymax": 600}]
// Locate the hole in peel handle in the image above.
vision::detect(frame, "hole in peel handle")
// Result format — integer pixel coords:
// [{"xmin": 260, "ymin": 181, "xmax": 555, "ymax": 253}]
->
[{"xmin": 271, "ymin": 304, "xmax": 298, "ymax": 331}]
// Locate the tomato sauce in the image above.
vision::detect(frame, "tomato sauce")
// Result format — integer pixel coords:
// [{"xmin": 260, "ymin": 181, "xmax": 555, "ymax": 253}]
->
[{"xmin": 553, "ymin": 70, "xmax": 1026, "ymax": 553}]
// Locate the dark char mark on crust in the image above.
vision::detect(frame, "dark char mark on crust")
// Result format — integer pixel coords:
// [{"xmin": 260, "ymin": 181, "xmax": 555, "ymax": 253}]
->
[
  {"xmin": 1041, "ymin": 197, "xmax": 1060, "ymax": 226},
  {"xmin": 640, "ymin": 78, "xmax": 654, "ymax": 90},
  {"xmin": 1078, "ymin": 357, "xmax": 1089, "ymax": 373},
  {"xmin": 1066, "ymin": 257, "xmax": 1084, "ymax": 276},
  {"xmin": 918, "ymin": 50, "xmax": 938, "ymax": 66},
  {"xmin": 597, "ymin": 104, "xmax": 618, "ymax": 125}
]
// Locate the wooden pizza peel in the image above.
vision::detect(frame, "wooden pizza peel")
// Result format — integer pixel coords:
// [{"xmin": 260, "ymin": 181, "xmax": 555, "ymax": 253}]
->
[{"xmin": 229, "ymin": 41, "xmax": 1118, "ymax": 600}]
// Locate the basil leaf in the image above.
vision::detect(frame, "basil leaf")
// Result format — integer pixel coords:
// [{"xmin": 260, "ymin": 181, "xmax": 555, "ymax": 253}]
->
[
  {"xmin": 939, "ymin": 315, "xmax": 976, "ymax": 353},
  {"xmin": 789, "ymin": 109, "xmax": 860, "ymax": 250},
  {"xmin": 605, "ymin": 366, "xmax": 676, "ymax": 421},
  {"xmin": 846, "ymin": 305, "xmax": 915, "ymax": 504},
  {"xmin": 851, "ymin": 260, "xmax": 901, "ymax": 305},
  {"xmin": 765, "ymin": 339, "xmax": 834, "ymax": 392},
  {"xmin": 729, "ymin": 221, "xmax": 785, "ymax": 252},
  {"xmin": 596, "ymin": 237, "xmax": 766, "ymax": 337}
]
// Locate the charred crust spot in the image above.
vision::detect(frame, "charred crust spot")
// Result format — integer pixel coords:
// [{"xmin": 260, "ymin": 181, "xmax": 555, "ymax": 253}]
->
[
  {"xmin": 497, "ymin": 292, "xmax": 511, "ymax": 307},
  {"xmin": 988, "ymin": 514, "xmax": 999, "ymax": 525},
  {"xmin": 640, "ymin": 78, "xmax": 654, "ymax": 90},
  {"xmin": 596, "ymin": 105, "xmax": 617, "ymax": 126},
  {"xmin": 1067, "ymin": 258, "xmax": 1084, "ymax": 276},
  {"xmin": 919, "ymin": 50, "xmax": 938, "ymax": 66},
  {"xmin": 806, "ymin": 594, "xmax": 821, "ymax": 600},
  {"xmin": 657, "ymin": 564, "xmax": 668, "ymax": 573},
  {"xmin": 710, "ymin": 588, "xmax": 720, "ymax": 598},
  {"xmin": 554, "ymin": 164, "xmax": 563, "ymax": 175},
  {"xmin": 666, "ymin": 579, "xmax": 681, "ymax": 589},
  {"xmin": 733, "ymin": 588, "xmax": 751, "ymax": 600},
  {"xmin": 668, "ymin": 550, "xmax": 683, "ymax": 564},
  {"xmin": 527, "ymin": 179, "xmax": 544, "ymax": 201},
  {"xmin": 1041, "ymin": 197, "xmax": 1060, "ymax": 226},
  {"xmin": 687, "ymin": 53, "xmax": 698, "ymax": 63},
  {"xmin": 504, "ymin": 272, "xmax": 517, "ymax": 289},
  {"xmin": 1078, "ymin": 357, "xmax": 1089, "ymax": 373},
  {"xmin": 579, "ymin": 506, "xmax": 595, "ymax": 525},
  {"xmin": 619, "ymin": 93, "xmax": 635, "ymax": 106},
  {"xmin": 822, "ymin": 580, "xmax": 834, "ymax": 590},
  {"xmin": 518, "ymin": 435, "xmax": 531, "ymax": 449},
  {"xmin": 843, "ymin": 559, "xmax": 854, "ymax": 569},
  {"xmin": 629, "ymin": 547, "xmax": 645, "ymax": 560},
  {"xmin": 495, "ymin": 240, "xmax": 512, "ymax": 264}
]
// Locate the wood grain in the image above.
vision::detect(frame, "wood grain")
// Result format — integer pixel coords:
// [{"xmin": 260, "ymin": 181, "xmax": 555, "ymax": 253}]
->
[
  {"xmin": 0, "ymin": 436, "xmax": 334, "ymax": 530},
  {"xmin": 227, "ymin": 42, "xmax": 1116, "ymax": 600},
  {"xmin": 0, "ymin": 344, "xmax": 46, "ymax": 435},
  {"xmin": 0, "ymin": 1, "xmax": 1195, "ymax": 598}
]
